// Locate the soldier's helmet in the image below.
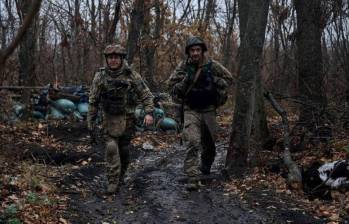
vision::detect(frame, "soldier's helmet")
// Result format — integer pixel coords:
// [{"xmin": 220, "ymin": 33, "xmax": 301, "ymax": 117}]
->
[
  {"xmin": 185, "ymin": 36, "xmax": 208, "ymax": 54},
  {"xmin": 103, "ymin": 44, "xmax": 127, "ymax": 57}
]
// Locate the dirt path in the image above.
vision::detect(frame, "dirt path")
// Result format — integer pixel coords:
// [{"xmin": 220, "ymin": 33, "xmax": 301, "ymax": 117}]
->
[{"xmin": 52, "ymin": 124, "xmax": 325, "ymax": 224}]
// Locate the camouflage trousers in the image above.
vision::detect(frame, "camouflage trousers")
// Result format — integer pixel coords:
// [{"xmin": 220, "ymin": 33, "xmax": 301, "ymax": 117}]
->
[
  {"xmin": 104, "ymin": 114, "xmax": 135, "ymax": 187},
  {"xmin": 183, "ymin": 109, "xmax": 217, "ymax": 177}
]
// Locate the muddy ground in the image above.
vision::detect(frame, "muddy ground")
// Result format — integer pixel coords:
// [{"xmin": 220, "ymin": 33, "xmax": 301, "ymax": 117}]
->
[{"xmin": 28, "ymin": 122, "xmax": 326, "ymax": 224}]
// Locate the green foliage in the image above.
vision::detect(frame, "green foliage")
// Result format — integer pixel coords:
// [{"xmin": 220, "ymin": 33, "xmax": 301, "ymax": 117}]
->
[
  {"xmin": 1, "ymin": 204, "xmax": 22, "ymax": 224},
  {"xmin": 7, "ymin": 218, "xmax": 22, "ymax": 224},
  {"xmin": 4, "ymin": 204, "xmax": 18, "ymax": 218},
  {"xmin": 26, "ymin": 192, "xmax": 53, "ymax": 205},
  {"xmin": 26, "ymin": 191, "xmax": 38, "ymax": 204}
]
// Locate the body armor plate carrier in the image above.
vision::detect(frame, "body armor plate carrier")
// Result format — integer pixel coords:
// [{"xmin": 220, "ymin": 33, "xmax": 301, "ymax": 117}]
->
[
  {"xmin": 186, "ymin": 62, "xmax": 218, "ymax": 110},
  {"xmin": 103, "ymin": 79, "xmax": 129, "ymax": 114}
]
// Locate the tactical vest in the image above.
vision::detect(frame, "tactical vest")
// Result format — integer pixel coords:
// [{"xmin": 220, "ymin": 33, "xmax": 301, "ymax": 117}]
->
[
  {"xmin": 101, "ymin": 69, "xmax": 130, "ymax": 115},
  {"xmin": 185, "ymin": 61, "xmax": 218, "ymax": 109}
]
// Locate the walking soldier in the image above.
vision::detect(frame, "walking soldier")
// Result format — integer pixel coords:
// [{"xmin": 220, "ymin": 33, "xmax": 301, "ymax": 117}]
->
[{"xmin": 88, "ymin": 44, "xmax": 154, "ymax": 194}]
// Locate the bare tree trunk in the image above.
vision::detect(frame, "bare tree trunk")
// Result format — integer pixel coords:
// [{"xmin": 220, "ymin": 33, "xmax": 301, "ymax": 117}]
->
[
  {"xmin": 0, "ymin": 3, "xmax": 7, "ymax": 49},
  {"xmin": 18, "ymin": 0, "xmax": 40, "ymax": 105},
  {"xmin": 106, "ymin": 0, "xmax": 122, "ymax": 44},
  {"xmin": 97, "ymin": 0, "xmax": 104, "ymax": 65},
  {"xmin": 73, "ymin": 0, "xmax": 82, "ymax": 83},
  {"xmin": 330, "ymin": 5, "xmax": 349, "ymax": 126},
  {"xmin": 127, "ymin": 0, "xmax": 145, "ymax": 65},
  {"xmin": 141, "ymin": 0, "xmax": 163, "ymax": 91},
  {"xmin": 295, "ymin": 0, "xmax": 326, "ymax": 129},
  {"xmin": 222, "ymin": 0, "xmax": 237, "ymax": 70},
  {"xmin": 238, "ymin": 0, "xmax": 249, "ymax": 39},
  {"xmin": 253, "ymin": 71, "xmax": 270, "ymax": 150},
  {"xmin": 0, "ymin": 0, "xmax": 42, "ymax": 74},
  {"xmin": 251, "ymin": 0, "xmax": 272, "ymax": 153},
  {"xmin": 225, "ymin": 0, "xmax": 270, "ymax": 175},
  {"xmin": 61, "ymin": 43, "xmax": 67, "ymax": 82},
  {"xmin": 37, "ymin": 8, "xmax": 48, "ymax": 82},
  {"xmin": 271, "ymin": 2, "xmax": 281, "ymax": 94},
  {"xmin": 87, "ymin": 0, "xmax": 97, "ymax": 40},
  {"xmin": 199, "ymin": 0, "xmax": 215, "ymax": 33}
]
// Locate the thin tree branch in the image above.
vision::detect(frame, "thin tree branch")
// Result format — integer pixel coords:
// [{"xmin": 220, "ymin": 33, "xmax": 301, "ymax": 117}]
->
[
  {"xmin": 0, "ymin": 0, "xmax": 42, "ymax": 70},
  {"xmin": 264, "ymin": 91, "xmax": 303, "ymax": 187}
]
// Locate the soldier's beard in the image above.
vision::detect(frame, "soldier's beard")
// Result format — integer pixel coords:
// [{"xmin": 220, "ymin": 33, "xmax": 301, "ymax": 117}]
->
[{"xmin": 190, "ymin": 54, "xmax": 203, "ymax": 64}]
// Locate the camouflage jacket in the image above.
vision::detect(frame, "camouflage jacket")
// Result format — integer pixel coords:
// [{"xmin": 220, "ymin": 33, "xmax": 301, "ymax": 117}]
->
[
  {"xmin": 88, "ymin": 61, "xmax": 154, "ymax": 129},
  {"xmin": 167, "ymin": 57, "xmax": 233, "ymax": 110}
]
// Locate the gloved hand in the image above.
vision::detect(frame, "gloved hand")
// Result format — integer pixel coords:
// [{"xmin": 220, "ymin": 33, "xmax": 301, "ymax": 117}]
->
[{"xmin": 89, "ymin": 129, "xmax": 97, "ymax": 145}]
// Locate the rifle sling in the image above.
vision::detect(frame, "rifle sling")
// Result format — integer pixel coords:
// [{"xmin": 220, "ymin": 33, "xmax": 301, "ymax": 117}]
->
[{"xmin": 184, "ymin": 66, "xmax": 203, "ymax": 96}]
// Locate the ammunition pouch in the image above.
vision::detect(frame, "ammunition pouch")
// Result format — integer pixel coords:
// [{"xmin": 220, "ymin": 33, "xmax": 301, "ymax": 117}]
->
[
  {"xmin": 213, "ymin": 77, "xmax": 228, "ymax": 107},
  {"xmin": 104, "ymin": 113, "xmax": 126, "ymax": 137},
  {"xmin": 127, "ymin": 88, "xmax": 138, "ymax": 106}
]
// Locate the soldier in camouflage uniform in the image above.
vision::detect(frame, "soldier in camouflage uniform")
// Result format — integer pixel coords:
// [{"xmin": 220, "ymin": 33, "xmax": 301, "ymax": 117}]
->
[
  {"xmin": 88, "ymin": 44, "xmax": 154, "ymax": 194},
  {"xmin": 167, "ymin": 36, "xmax": 233, "ymax": 190}
]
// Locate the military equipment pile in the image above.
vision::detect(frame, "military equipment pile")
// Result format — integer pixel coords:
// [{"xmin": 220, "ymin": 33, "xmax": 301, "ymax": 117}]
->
[{"xmin": 6, "ymin": 86, "xmax": 178, "ymax": 132}]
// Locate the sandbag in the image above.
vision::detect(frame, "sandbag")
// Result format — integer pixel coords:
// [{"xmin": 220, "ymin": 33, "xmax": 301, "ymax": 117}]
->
[
  {"xmin": 153, "ymin": 108, "xmax": 165, "ymax": 120},
  {"xmin": 77, "ymin": 102, "xmax": 89, "ymax": 115},
  {"xmin": 13, "ymin": 103, "xmax": 25, "ymax": 117},
  {"xmin": 73, "ymin": 111, "xmax": 84, "ymax": 120},
  {"xmin": 49, "ymin": 107, "xmax": 65, "ymax": 119},
  {"xmin": 32, "ymin": 111, "xmax": 45, "ymax": 119},
  {"xmin": 52, "ymin": 99, "xmax": 76, "ymax": 114},
  {"xmin": 158, "ymin": 117, "xmax": 177, "ymax": 131},
  {"xmin": 135, "ymin": 107, "xmax": 165, "ymax": 121}
]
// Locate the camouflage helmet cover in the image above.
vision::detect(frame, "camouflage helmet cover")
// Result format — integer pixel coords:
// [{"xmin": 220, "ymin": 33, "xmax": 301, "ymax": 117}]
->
[
  {"xmin": 185, "ymin": 36, "xmax": 208, "ymax": 54},
  {"xmin": 103, "ymin": 44, "xmax": 127, "ymax": 57}
]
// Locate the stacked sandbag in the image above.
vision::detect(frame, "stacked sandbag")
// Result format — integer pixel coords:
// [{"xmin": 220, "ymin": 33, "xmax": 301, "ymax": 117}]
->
[{"xmin": 134, "ymin": 107, "xmax": 178, "ymax": 132}]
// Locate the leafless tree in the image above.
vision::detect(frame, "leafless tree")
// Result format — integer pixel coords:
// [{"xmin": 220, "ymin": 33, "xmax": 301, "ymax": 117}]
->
[
  {"xmin": 295, "ymin": 0, "xmax": 327, "ymax": 129},
  {"xmin": 0, "ymin": 0, "xmax": 42, "ymax": 76},
  {"xmin": 225, "ymin": 0, "xmax": 271, "ymax": 175}
]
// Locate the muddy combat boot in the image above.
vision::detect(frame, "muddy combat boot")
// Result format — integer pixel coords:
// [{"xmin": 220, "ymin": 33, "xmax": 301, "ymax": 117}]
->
[{"xmin": 200, "ymin": 165, "xmax": 211, "ymax": 175}]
